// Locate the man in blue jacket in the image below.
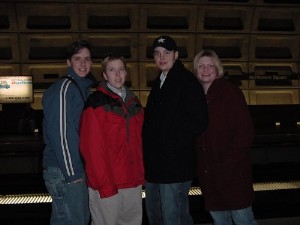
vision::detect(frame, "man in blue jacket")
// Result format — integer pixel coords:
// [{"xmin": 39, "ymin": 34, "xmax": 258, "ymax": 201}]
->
[{"xmin": 42, "ymin": 40, "xmax": 95, "ymax": 225}]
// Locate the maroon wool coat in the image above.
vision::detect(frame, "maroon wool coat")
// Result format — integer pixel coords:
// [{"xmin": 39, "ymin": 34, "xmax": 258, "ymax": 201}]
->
[{"xmin": 196, "ymin": 78, "xmax": 255, "ymax": 211}]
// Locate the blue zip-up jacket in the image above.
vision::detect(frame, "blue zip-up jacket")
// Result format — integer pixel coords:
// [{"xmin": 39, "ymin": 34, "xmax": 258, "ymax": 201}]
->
[{"xmin": 42, "ymin": 67, "xmax": 93, "ymax": 183}]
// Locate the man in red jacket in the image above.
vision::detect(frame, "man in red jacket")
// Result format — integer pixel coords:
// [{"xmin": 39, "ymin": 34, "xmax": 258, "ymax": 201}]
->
[{"xmin": 80, "ymin": 54, "xmax": 144, "ymax": 225}]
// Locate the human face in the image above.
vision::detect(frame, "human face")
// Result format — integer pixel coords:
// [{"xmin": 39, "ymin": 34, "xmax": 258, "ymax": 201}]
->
[
  {"xmin": 67, "ymin": 47, "xmax": 92, "ymax": 77},
  {"xmin": 153, "ymin": 47, "xmax": 178, "ymax": 74},
  {"xmin": 103, "ymin": 59, "xmax": 127, "ymax": 90},
  {"xmin": 196, "ymin": 56, "xmax": 218, "ymax": 87}
]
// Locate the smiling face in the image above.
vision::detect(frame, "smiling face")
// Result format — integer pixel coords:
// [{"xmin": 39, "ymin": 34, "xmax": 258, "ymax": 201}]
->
[
  {"xmin": 153, "ymin": 47, "xmax": 178, "ymax": 74},
  {"xmin": 67, "ymin": 47, "xmax": 92, "ymax": 77},
  {"xmin": 195, "ymin": 56, "xmax": 219, "ymax": 92},
  {"xmin": 103, "ymin": 59, "xmax": 127, "ymax": 90}
]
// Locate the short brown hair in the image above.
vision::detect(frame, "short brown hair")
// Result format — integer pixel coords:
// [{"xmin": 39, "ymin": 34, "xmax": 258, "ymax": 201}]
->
[{"xmin": 101, "ymin": 53, "xmax": 127, "ymax": 74}]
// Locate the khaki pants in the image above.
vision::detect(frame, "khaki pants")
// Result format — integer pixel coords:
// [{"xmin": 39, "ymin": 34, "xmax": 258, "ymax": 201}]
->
[{"xmin": 88, "ymin": 185, "xmax": 142, "ymax": 225}]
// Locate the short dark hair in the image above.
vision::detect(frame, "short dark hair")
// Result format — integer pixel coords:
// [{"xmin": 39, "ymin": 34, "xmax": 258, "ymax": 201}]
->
[{"xmin": 66, "ymin": 40, "xmax": 92, "ymax": 60}]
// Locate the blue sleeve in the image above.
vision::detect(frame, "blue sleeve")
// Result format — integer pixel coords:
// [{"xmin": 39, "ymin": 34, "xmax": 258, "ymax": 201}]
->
[{"xmin": 43, "ymin": 79, "xmax": 85, "ymax": 183}]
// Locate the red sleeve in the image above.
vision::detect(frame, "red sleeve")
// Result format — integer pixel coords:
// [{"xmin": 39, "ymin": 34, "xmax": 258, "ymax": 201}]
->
[{"xmin": 80, "ymin": 106, "xmax": 118, "ymax": 198}]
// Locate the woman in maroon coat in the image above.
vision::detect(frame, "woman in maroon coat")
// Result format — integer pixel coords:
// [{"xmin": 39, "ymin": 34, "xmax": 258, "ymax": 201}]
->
[{"xmin": 193, "ymin": 50, "xmax": 257, "ymax": 225}]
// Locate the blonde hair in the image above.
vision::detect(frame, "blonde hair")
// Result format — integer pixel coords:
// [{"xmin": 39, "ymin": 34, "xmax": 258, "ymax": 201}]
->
[{"xmin": 193, "ymin": 49, "xmax": 224, "ymax": 78}]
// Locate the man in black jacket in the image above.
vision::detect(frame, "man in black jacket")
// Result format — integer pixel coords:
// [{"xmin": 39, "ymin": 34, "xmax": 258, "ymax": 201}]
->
[{"xmin": 142, "ymin": 35, "xmax": 208, "ymax": 225}]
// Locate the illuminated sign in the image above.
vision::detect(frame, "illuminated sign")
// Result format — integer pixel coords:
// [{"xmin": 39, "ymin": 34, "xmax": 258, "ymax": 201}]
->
[{"xmin": 0, "ymin": 76, "xmax": 33, "ymax": 103}]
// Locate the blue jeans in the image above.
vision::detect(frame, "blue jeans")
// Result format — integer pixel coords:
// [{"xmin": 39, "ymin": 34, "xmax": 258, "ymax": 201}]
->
[
  {"xmin": 209, "ymin": 206, "xmax": 257, "ymax": 225},
  {"xmin": 43, "ymin": 167, "xmax": 90, "ymax": 225},
  {"xmin": 145, "ymin": 181, "xmax": 193, "ymax": 225}
]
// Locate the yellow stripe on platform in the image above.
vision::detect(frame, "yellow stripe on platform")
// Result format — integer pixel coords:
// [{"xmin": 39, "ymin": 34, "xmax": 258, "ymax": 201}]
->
[{"xmin": 1, "ymin": 181, "xmax": 300, "ymax": 205}]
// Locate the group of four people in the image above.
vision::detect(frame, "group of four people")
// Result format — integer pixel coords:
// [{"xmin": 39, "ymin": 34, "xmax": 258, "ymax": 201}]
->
[{"xmin": 42, "ymin": 36, "xmax": 256, "ymax": 225}]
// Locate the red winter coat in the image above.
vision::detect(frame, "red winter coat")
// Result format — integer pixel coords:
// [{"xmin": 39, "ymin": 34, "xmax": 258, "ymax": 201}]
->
[
  {"xmin": 196, "ymin": 78, "xmax": 255, "ymax": 211},
  {"xmin": 80, "ymin": 82, "xmax": 144, "ymax": 198}
]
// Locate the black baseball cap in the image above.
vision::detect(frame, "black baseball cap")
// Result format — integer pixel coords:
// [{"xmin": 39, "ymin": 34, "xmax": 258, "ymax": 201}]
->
[{"xmin": 152, "ymin": 35, "xmax": 178, "ymax": 52}]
